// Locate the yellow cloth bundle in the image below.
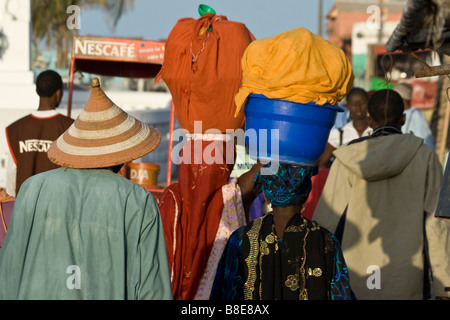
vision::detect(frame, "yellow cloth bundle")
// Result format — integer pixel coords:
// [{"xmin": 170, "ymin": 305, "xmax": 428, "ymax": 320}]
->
[{"xmin": 234, "ymin": 27, "xmax": 354, "ymax": 117}]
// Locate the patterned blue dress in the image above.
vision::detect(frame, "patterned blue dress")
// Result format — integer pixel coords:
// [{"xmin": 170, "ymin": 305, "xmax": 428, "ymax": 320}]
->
[{"xmin": 210, "ymin": 213, "xmax": 355, "ymax": 300}]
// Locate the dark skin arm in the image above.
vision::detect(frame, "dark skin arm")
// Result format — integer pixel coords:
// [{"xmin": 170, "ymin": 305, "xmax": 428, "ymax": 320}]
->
[
  {"xmin": 317, "ymin": 143, "xmax": 336, "ymax": 169},
  {"xmin": 238, "ymin": 162, "xmax": 264, "ymax": 223}
]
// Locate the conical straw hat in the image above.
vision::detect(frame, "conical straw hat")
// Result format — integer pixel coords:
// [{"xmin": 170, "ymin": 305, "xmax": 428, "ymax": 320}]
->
[{"xmin": 48, "ymin": 78, "xmax": 161, "ymax": 168}]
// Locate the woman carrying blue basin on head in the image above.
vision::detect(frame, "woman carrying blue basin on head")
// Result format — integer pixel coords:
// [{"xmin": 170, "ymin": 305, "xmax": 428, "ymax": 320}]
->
[{"xmin": 210, "ymin": 27, "xmax": 356, "ymax": 300}]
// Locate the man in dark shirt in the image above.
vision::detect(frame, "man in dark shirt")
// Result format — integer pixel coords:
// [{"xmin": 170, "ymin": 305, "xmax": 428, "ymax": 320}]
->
[{"xmin": 5, "ymin": 70, "xmax": 74, "ymax": 197}]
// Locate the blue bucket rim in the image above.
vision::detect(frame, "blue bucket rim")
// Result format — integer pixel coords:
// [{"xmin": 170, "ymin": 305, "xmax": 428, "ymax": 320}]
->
[{"xmin": 247, "ymin": 94, "xmax": 345, "ymax": 112}]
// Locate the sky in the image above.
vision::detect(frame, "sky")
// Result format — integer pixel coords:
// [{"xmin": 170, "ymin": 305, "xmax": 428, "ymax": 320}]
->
[{"xmin": 79, "ymin": 0, "xmax": 335, "ymax": 41}]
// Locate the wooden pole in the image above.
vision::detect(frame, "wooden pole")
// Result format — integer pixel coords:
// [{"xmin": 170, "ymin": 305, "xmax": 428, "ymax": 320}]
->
[
  {"xmin": 68, "ymin": 56, "xmax": 75, "ymax": 118},
  {"xmin": 415, "ymin": 64, "xmax": 450, "ymax": 78}
]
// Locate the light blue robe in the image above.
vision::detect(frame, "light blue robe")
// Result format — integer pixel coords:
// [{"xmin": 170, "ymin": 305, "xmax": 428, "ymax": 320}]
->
[
  {"xmin": 403, "ymin": 107, "xmax": 435, "ymax": 149},
  {"xmin": 0, "ymin": 168, "xmax": 173, "ymax": 300}
]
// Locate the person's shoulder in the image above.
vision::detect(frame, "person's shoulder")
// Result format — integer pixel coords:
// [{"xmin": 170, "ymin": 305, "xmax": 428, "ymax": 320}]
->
[
  {"xmin": 416, "ymin": 138, "xmax": 440, "ymax": 158},
  {"xmin": 330, "ymin": 126, "xmax": 345, "ymax": 135},
  {"xmin": 327, "ymin": 127, "xmax": 341, "ymax": 146},
  {"xmin": 229, "ymin": 225, "xmax": 246, "ymax": 242},
  {"xmin": 6, "ymin": 114, "xmax": 33, "ymax": 129},
  {"xmin": 57, "ymin": 114, "xmax": 74, "ymax": 119},
  {"xmin": 409, "ymin": 106, "xmax": 421, "ymax": 114},
  {"xmin": 247, "ymin": 215, "xmax": 267, "ymax": 226},
  {"xmin": 409, "ymin": 107, "xmax": 428, "ymax": 120},
  {"xmin": 96, "ymin": 170, "xmax": 150, "ymax": 192},
  {"xmin": 56, "ymin": 113, "xmax": 75, "ymax": 123},
  {"xmin": 72, "ymin": 169, "xmax": 159, "ymax": 206},
  {"xmin": 308, "ymin": 218, "xmax": 340, "ymax": 245},
  {"xmin": 346, "ymin": 135, "xmax": 370, "ymax": 146},
  {"xmin": 112, "ymin": 174, "xmax": 160, "ymax": 205},
  {"xmin": 402, "ymin": 132, "xmax": 431, "ymax": 146},
  {"xmin": 398, "ymin": 134, "xmax": 440, "ymax": 165},
  {"xmin": 18, "ymin": 168, "xmax": 61, "ymax": 191},
  {"xmin": 241, "ymin": 215, "xmax": 268, "ymax": 235},
  {"xmin": 303, "ymin": 218, "xmax": 325, "ymax": 233}
]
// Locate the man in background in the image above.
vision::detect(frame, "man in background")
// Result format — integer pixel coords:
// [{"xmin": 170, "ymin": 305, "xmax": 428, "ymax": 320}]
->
[
  {"xmin": 314, "ymin": 89, "xmax": 449, "ymax": 300},
  {"xmin": 394, "ymin": 82, "xmax": 435, "ymax": 149},
  {"xmin": 5, "ymin": 70, "xmax": 74, "ymax": 197}
]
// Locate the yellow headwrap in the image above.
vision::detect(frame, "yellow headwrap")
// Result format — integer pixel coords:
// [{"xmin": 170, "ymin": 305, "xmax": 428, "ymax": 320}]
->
[{"xmin": 234, "ymin": 27, "xmax": 354, "ymax": 117}]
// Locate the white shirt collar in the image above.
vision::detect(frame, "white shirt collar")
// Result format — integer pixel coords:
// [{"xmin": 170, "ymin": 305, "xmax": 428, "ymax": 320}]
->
[{"xmin": 31, "ymin": 110, "xmax": 60, "ymax": 118}]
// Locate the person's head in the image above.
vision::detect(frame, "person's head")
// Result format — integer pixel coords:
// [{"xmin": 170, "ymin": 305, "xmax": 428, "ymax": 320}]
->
[
  {"xmin": 394, "ymin": 82, "xmax": 413, "ymax": 110},
  {"xmin": 36, "ymin": 70, "xmax": 64, "ymax": 108},
  {"xmin": 367, "ymin": 89, "xmax": 405, "ymax": 130},
  {"xmin": 345, "ymin": 87, "xmax": 369, "ymax": 121},
  {"xmin": 255, "ymin": 162, "xmax": 318, "ymax": 209}
]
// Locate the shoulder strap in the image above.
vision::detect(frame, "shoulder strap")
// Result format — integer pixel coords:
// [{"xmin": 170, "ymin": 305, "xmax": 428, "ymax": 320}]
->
[{"xmin": 338, "ymin": 128, "xmax": 344, "ymax": 146}]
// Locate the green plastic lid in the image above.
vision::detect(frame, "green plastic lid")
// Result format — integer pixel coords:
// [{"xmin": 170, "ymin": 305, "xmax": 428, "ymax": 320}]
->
[{"xmin": 198, "ymin": 4, "xmax": 216, "ymax": 16}]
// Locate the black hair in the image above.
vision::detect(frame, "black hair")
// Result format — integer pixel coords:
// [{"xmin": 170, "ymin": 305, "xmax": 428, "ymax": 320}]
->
[
  {"xmin": 368, "ymin": 89, "xmax": 404, "ymax": 126},
  {"xmin": 36, "ymin": 70, "xmax": 63, "ymax": 97},
  {"xmin": 346, "ymin": 87, "xmax": 369, "ymax": 101}
]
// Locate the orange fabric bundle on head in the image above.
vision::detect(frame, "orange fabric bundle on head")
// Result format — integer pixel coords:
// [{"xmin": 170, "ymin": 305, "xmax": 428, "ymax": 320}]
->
[{"xmin": 156, "ymin": 13, "xmax": 255, "ymax": 133}]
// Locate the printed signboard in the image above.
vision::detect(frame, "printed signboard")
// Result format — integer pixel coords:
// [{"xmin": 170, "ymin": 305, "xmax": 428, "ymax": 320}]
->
[{"xmin": 73, "ymin": 36, "xmax": 165, "ymax": 64}]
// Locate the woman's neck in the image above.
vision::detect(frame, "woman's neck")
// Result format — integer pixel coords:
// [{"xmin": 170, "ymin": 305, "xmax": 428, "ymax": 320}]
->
[
  {"xmin": 353, "ymin": 118, "xmax": 369, "ymax": 137},
  {"xmin": 272, "ymin": 205, "xmax": 302, "ymax": 238}
]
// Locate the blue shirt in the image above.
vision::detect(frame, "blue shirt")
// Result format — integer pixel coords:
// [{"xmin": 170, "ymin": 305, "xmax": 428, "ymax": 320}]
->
[{"xmin": 403, "ymin": 107, "xmax": 435, "ymax": 149}]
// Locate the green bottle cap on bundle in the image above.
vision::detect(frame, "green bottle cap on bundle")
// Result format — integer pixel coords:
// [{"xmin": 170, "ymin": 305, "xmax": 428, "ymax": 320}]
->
[{"xmin": 198, "ymin": 4, "xmax": 216, "ymax": 16}]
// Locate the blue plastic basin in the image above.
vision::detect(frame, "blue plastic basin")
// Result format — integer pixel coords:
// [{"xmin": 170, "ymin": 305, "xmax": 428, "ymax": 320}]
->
[{"xmin": 244, "ymin": 94, "xmax": 344, "ymax": 166}]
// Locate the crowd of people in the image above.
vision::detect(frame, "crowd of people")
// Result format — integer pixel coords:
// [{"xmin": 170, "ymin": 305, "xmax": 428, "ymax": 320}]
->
[{"xmin": 0, "ymin": 14, "xmax": 449, "ymax": 301}]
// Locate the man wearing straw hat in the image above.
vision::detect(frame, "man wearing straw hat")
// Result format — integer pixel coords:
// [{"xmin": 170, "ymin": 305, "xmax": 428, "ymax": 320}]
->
[{"xmin": 0, "ymin": 78, "xmax": 173, "ymax": 300}]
